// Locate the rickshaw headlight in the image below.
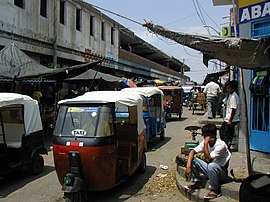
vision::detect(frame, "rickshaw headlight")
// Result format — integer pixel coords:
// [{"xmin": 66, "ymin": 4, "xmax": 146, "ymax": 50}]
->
[{"xmin": 63, "ymin": 173, "xmax": 75, "ymax": 186}]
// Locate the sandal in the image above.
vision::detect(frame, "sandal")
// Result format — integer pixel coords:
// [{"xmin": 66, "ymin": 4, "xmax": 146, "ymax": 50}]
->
[
  {"xmin": 184, "ymin": 181, "xmax": 203, "ymax": 190},
  {"xmin": 204, "ymin": 191, "xmax": 222, "ymax": 200}
]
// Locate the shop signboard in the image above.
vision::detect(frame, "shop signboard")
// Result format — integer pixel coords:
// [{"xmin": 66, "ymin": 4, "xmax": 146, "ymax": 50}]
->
[
  {"xmin": 222, "ymin": 25, "xmax": 239, "ymax": 37},
  {"xmin": 239, "ymin": 0, "xmax": 270, "ymax": 24}
]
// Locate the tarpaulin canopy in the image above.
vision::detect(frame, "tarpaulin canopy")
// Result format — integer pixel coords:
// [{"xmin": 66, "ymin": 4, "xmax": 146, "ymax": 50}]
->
[
  {"xmin": 0, "ymin": 43, "xmax": 101, "ymax": 80},
  {"xmin": 143, "ymin": 22, "xmax": 270, "ymax": 69},
  {"xmin": 202, "ymin": 69, "xmax": 229, "ymax": 85},
  {"xmin": 64, "ymin": 68, "xmax": 121, "ymax": 82}
]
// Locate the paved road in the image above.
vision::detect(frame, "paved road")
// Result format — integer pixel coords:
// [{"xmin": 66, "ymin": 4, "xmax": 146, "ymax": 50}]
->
[{"xmin": 0, "ymin": 107, "xmax": 203, "ymax": 202}]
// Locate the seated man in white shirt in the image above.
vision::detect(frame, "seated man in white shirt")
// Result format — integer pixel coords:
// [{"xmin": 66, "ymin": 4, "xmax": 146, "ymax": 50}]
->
[{"xmin": 185, "ymin": 123, "xmax": 231, "ymax": 199}]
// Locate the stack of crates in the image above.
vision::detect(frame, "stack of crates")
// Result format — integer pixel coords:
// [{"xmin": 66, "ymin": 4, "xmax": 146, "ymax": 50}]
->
[{"xmin": 197, "ymin": 92, "xmax": 205, "ymax": 105}]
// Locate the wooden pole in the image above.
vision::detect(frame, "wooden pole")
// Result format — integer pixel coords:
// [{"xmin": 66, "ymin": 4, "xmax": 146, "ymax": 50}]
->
[
  {"xmin": 231, "ymin": 0, "xmax": 252, "ymax": 176},
  {"xmin": 239, "ymin": 68, "xmax": 252, "ymax": 176}
]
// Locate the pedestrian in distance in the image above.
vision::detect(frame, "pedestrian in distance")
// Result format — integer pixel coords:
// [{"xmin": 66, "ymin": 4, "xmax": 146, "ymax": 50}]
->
[
  {"xmin": 220, "ymin": 80, "xmax": 240, "ymax": 148},
  {"xmin": 185, "ymin": 123, "xmax": 231, "ymax": 200},
  {"xmin": 203, "ymin": 77, "xmax": 221, "ymax": 119},
  {"xmin": 32, "ymin": 86, "xmax": 43, "ymax": 104}
]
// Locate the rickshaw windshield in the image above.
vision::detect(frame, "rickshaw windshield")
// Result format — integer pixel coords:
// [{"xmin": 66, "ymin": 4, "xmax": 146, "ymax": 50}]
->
[
  {"xmin": 54, "ymin": 105, "xmax": 113, "ymax": 137},
  {"xmin": 0, "ymin": 105, "xmax": 24, "ymax": 144}
]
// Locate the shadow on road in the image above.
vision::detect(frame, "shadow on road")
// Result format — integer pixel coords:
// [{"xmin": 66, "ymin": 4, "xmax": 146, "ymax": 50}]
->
[
  {"xmin": 147, "ymin": 136, "xmax": 171, "ymax": 152},
  {"xmin": 0, "ymin": 165, "xmax": 55, "ymax": 197},
  {"xmin": 166, "ymin": 116, "xmax": 187, "ymax": 122},
  {"xmin": 87, "ymin": 165, "xmax": 156, "ymax": 202}
]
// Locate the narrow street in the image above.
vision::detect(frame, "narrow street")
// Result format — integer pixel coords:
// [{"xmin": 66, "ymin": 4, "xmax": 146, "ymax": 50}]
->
[{"xmin": 0, "ymin": 107, "xmax": 203, "ymax": 202}]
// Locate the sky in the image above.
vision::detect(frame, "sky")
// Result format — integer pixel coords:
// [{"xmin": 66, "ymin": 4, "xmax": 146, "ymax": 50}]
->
[{"xmin": 86, "ymin": 0, "xmax": 231, "ymax": 83}]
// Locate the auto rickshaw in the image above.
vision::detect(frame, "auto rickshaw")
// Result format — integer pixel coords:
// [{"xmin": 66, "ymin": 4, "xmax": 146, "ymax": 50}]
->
[
  {"xmin": 0, "ymin": 93, "xmax": 47, "ymax": 176},
  {"xmin": 122, "ymin": 87, "xmax": 166, "ymax": 142},
  {"xmin": 53, "ymin": 91, "xmax": 147, "ymax": 202},
  {"xmin": 158, "ymin": 86, "xmax": 184, "ymax": 119},
  {"xmin": 182, "ymin": 85, "xmax": 193, "ymax": 106}
]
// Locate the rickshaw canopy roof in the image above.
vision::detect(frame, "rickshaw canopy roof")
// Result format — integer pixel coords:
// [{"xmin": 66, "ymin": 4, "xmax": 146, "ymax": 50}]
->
[
  {"xmin": 121, "ymin": 87, "xmax": 164, "ymax": 97},
  {"xmin": 158, "ymin": 86, "xmax": 183, "ymax": 91},
  {"xmin": 0, "ymin": 93, "xmax": 42, "ymax": 134},
  {"xmin": 59, "ymin": 91, "xmax": 146, "ymax": 135},
  {"xmin": 121, "ymin": 87, "xmax": 164, "ymax": 113},
  {"xmin": 60, "ymin": 91, "xmax": 143, "ymax": 106}
]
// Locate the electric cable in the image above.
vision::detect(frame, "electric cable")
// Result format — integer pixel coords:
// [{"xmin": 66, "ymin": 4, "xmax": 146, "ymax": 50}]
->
[
  {"xmin": 192, "ymin": 0, "xmax": 210, "ymax": 35},
  {"xmin": 195, "ymin": 0, "xmax": 207, "ymax": 25},
  {"xmin": 164, "ymin": 13, "xmax": 197, "ymax": 27},
  {"xmin": 196, "ymin": 0, "xmax": 221, "ymax": 31},
  {"xmin": 182, "ymin": 46, "xmax": 201, "ymax": 57},
  {"xmin": 90, "ymin": 4, "xmax": 143, "ymax": 26}
]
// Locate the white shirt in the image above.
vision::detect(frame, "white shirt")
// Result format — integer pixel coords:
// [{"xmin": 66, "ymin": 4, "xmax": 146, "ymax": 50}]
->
[
  {"xmin": 194, "ymin": 139, "xmax": 231, "ymax": 167},
  {"xmin": 224, "ymin": 92, "xmax": 240, "ymax": 123},
  {"xmin": 203, "ymin": 81, "xmax": 221, "ymax": 97}
]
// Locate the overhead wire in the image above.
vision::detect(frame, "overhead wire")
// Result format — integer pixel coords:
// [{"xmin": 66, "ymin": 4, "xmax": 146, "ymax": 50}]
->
[
  {"xmin": 163, "ymin": 13, "xmax": 197, "ymax": 27},
  {"xmin": 196, "ymin": 0, "xmax": 221, "ymax": 31},
  {"xmin": 90, "ymin": 4, "xmax": 143, "ymax": 26},
  {"xmin": 182, "ymin": 46, "xmax": 201, "ymax": 57},
  {"xmin": 192, "ymin": 0, "xmax": 210, "ymax": 35},
  {"xmin": 195, "ymin": 0, "xmax": 207, "ymax": 25},
  {"xmin": 192, "ymin": 0, "xmax": 223, "ymax": 73}
]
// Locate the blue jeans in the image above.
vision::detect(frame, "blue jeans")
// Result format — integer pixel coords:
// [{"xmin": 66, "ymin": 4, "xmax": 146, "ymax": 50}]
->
[{"xmin": 191, "ymin": 157, "xmax": 229, "ymax": 191}]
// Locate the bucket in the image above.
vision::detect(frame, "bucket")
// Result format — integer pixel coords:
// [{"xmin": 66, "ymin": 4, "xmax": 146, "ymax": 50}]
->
[{"xmin": 185, "ymin": 141, "xmax": 199, "ymax": 149}]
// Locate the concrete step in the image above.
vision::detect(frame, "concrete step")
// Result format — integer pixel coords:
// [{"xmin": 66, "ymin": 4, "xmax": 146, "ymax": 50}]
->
[{"xmin": 176, "ymin": 165, "xmax": 240, "ymax": 202}]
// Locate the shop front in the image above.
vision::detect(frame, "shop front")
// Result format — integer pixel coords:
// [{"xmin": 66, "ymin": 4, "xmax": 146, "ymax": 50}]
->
[{"xmin": 239, "ymin": 0, "xmax": 270, "ymax": 153}]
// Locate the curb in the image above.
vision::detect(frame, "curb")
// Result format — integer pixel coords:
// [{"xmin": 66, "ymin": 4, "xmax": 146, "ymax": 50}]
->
[{"xmin": 176, "ymin": 165, "xmax": 239, "ymax": 202}]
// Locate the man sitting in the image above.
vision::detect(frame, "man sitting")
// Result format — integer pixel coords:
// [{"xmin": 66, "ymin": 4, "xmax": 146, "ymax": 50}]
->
[{"xmin": 185, "ymin": 123, "xmax": 231, "ymax": 199}]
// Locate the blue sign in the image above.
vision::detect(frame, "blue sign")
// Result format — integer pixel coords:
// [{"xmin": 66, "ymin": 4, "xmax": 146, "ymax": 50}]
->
[{"xmin": 239, "ymin": 1, "xmax": 270, "ymax": 24}]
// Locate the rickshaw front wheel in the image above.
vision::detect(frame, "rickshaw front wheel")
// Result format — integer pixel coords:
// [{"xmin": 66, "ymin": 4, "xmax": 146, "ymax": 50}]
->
[
  {"xmin": 64, "ymin": 191, "xmax": 85, "ymax": 202},
  {"xmin": 30, "ymin": 154, "xmax": 44, "ymax": 175},
  {"xmin": 138, "ymin": 152, "xmax": 146, "ymax": 173}
]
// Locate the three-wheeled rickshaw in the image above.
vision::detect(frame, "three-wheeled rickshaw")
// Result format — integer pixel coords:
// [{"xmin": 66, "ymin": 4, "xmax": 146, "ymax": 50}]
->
[
  {"xmin": 53, "ymin": 91, "xmax": 147, "ymax": 202},
  {"xmin": 122, "ymin": 87, "xmax": 166, "ymax": 142},
  {"xmin": 158, "ymin": 86, "xmax": 184, "ymax": 119},
  {"xmin": 0, "ymin": 93, "xmax": 47, "ymax": 176}
]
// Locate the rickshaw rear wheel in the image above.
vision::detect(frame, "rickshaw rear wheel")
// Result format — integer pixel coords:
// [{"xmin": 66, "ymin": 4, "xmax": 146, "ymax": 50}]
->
[
  {"xmin": 178, "ymin": 112, "xmax": 182, "ymax": 119},
  {"xmin": 160, "ymin": 130, "xmax": 165, "ymax": 141},
  {"xmin": 30, "ymin": 154, "xmax": 44, "ymax": 175},
  {"xmin": 138, "ymin": 151, "xmax": 146, "ymax": 173}
]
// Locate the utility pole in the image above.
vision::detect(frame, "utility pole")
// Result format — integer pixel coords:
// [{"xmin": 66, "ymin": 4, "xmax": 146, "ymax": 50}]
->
[
  {"xmin": 53, "ymin": 0, "xmax": 58, "ymax": 69},
  {"xmin": 182, "ymin": 59, "xmax": 185, "ymax": 79}
]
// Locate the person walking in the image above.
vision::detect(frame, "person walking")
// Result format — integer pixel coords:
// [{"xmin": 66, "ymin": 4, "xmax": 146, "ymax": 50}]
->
[
  {"xmin": 203, "ymin": 77, "xmax": 221, "ymax": 119},
  {"xmin": 220, "ymin": 80, "xmax": 240, "ymax": 148},
  {"xmin": 185, "ymin": 123, "xmax": 231, "ymax": 199}
]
